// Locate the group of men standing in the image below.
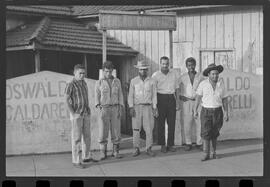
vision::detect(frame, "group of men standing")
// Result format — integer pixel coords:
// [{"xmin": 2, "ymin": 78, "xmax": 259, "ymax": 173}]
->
[{"xmin": 65, "ymin": 56, "xmax": 229, "ymax": 169}]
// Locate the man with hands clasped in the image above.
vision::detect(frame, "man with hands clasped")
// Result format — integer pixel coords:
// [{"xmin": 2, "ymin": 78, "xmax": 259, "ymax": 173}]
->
[{"xmin": 128, "ymin": 60, "xmax": 158, "ymax": 157}]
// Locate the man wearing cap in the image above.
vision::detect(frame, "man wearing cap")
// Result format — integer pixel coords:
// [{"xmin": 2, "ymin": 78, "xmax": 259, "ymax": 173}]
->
[
  {"xmin": 179, "ymin": 57, "xmax": 204, "ymax": 151},
  {"xmin": 194, "ymin": 63, "xmax": 229, "ymax": 161},
  {"xmin": 152, "ymin": 56, "xmax": 181, "ymax": 153},
  {"xmin": 95, "ymin": 61, "xmax": 124, "ymax": 160},
  {"xmin": 65, "ymin": 64, "xmax": 98, "ymax": 169},
  {"xmin": 128, "ymin": 60, "xmax": 158, "ymax": 157}
]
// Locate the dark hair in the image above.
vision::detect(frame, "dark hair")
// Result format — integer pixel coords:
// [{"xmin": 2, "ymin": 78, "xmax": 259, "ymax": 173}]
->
[
  {"xmin": 185, "ymin": 57, "xmax": 196, "ymax": 66},
  {"xmin": 102, "ymin": 60, "xmax": 114, "ymax": 70},
  {"xmin": 160, "ymin": 56, "xmax": 169, "ymax": 63},
  {"xmin": 74, "ymin": 64, "xmax": 85, "ymax": 72}
]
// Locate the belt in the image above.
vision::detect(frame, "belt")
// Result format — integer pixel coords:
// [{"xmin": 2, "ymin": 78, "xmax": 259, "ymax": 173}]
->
[
  {"xmin": 186, "ymin": 97, "xmax": 195, "ymax": 101},
  {"xmin": 157, "ymin": 93, "xmax": 174, "ymax": 96},
  {"xmin": 202, "ymin": 106, "xmax": 222, "ymax": 110},
  {"xmin": 101, "ymin": 104, "xmax": 119, "ymax": 108},
  {"xmin": 137, "ymin": 103, "xmax": 151, "ymax": 106}
]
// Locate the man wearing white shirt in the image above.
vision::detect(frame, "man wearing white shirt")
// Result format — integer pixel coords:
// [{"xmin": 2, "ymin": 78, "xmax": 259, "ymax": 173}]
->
[
  {"xmin": 179, "ymin": 57, "xmax": 204, "ymax": 151},
  {"xmin": 152, "ymin": 56, "xmax": 180, "ymax": 153},
  {"xmin": 194, "ymin": 63, "xmax": 229, "ymax": 161}
]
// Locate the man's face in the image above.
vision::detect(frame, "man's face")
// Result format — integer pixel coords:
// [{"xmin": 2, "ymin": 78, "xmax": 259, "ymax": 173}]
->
[
  {"xmin": 138, "ymin": 68, "xmax": 148, "ymax": 78},
  {"xmin": 208, "ymin": 70, "xmax": 219, "ymax": 83},
  {"xmin": 160, "ymin": 59, "xmax": 170, "ymax": 72},
  {"xmin": 103, "ymin": 68, "xmax": 113, "ymax": 79},
  {"xmin": 186, "ymin": 61, "xmax": 196, "ymax": 73},
  {"xmin": 74, "ymin": 68, "xmax": 85, "ymax": 80}
]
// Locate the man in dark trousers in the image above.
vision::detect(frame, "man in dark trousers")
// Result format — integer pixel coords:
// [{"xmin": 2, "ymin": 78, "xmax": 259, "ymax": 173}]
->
[
  {"xmin": 194, "ymin": 63, "xmax": 229, "ymax": 161},
  {"xmin": 152, "ymin": 56, "xmax": 180, "ymax": 153}
]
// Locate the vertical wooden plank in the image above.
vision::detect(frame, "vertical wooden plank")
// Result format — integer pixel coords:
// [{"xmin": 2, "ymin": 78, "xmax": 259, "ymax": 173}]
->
[
  {"xmin": 224, "ymin": 12, "xmax": 234, "ymax": 48},
  {"xmin": 193, "ymin": 13, "xmax": 201, "ymax": 72},
  {"xmin": 207, "ymin": 14, "xmax": 216, "ymax": 48},
  {"xmin": 139, "ymin": 30, "xmax": 145, "ymax": 60},
  {"xmin": 164, "ymin": 30, "xmax": 170, "ymax": 59},
  {"xmin": 158, "ymin": 30, "xmax": 165, "ymax": 59},
  {"xmin": 242, "ymin": 11, "xmax": 251, "ymax": 73},
  {"xmin": 126, "ymin": 30, "xmax": 133, "ymax": 47},
  {"xmin": 201, "ymin": 51, "xmax": 214, "ymax": 69},
  {"xmin": 102, "ymin": 30, "xmax": 107, "ymax": 63},
  {"xmin": 173, "ymin": 16, "xmax": 180, "ymax": 42},
  {"xmin": 145, "ymin": 30, "xmax": 152, "ymax": 74},
  {"xmin": 169, "ymin": 30, "xmax": 173, "ymax": 68},
  {"xmin": 115, "ymin": 30, "xmax": 122, "ymax": 42},
  {"xmin": 173, "ymin": 43, "xmax": 180, "ymax": 68},
  {"xmin": 200, "ymin": 13, "xmax": 207, "ymax": 49},
  {"xmin": 132, "ymin": 30, "xmax": 140, "ymax": 52},
  {"xmin": 151, "ymin": 31, "xmax": 159, "ymax": 72},
  {"xmin": 34, "ymin": 50, "xmax": 40, "ymax": 72},
  {"xmin": 83, "ymin": 54, "xmax": 87, "ymax": 77},
  {"xmin": 215, "ymin": 13, "xmax": 224, "ymax": 48},
  {"xmin": 186, "ymin": 15, "xmax": 194, "ymax": 42},
  {"xmin": 178, "ymin": 15, "xmax": 186, "ymax": 42},
  {"xmin": 259, "ymin": 7, "xmax": 263, "ymax": 69},
  {"xmin": 121, "ymin": 30, "xmax": 127, "ymax": 45},
  {"xmin": 233, "ymin": 12, "xmax": 243, "ymax": 71}
]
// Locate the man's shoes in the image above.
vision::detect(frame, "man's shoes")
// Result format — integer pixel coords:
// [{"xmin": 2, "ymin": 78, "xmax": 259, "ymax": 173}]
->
[
  {"xmin": 146, "ymin": 148, "xmax": 155, "ymax": 157},
  {"xmin": 201, "ymin": 154, "xmax": 210, "ymax": 162},
  {"xmin": 161, "ymin": 145, "xmax": 167, "ymax": 153},
  {"xmin": 167, "ymin": 146, "xmax": 176, "ymax": 152},
  {"xmin": 99, "ymin": 151, "xmax": 107, "ymax": 160},
  {"xmin": 184, "ymin": 144, "xmax": 192, "ymax": 151},
  {"xmin": 73, "ymin": 163, "xmax": 86, "ymax": 169},
  {"xmin": 82, "ymin": 158, "xmax": 99, "ymax": 163},
  {"xmin": 112, "ymin": 144, "xmax": 123, "ymax": 159},
  {"xmin": 133, "ymin": 147, "xmax": 140, "ymax": 157},
  {"xmin": 112, "ymin": 152, "xmax": 123, "ymax": 159},
  {"xmin": 212, "ymin": 153, "xmax": 219, "ymax": 159},
  {"xmin": 195, "ymin": 144, "xmax": 203, "ymax": 151}
]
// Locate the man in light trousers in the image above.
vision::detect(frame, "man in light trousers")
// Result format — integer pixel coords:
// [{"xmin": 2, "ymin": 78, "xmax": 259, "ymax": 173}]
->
[
  {"xmin": 128, "ymin": 60, "xmax": 158, "ymax": 157},
  {"xmin": 95, "ymin": 61, "xmax": 124, "ymax": 160},
  {"xmin": 179, "ymin": 57, "xmax": 204, "ymax": 151},
  {"xmin": 65, "ymin": 64, "xmax": 98, "ymax": 169}
]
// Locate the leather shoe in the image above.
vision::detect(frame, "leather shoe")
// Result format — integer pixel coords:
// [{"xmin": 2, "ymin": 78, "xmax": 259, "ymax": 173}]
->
[
  {"xmin": 201, "ymin": 154, "xmax": 210, "ymax": 161},
  {"xmin": 212, "ymin": 153, "xmax": 219, "ymax": 159},
  {"xmin": 82, "ymin": 158, "xmax": 99, "ymax": 163},
  {"xmin": 133, "ymin": 147, "xmax": 140, "ymax": 157},
  {"xmin": 184, "ymin": 145, "xmax": 192, "ymax": 151},
  {"xmin": 73, "ymin": 163, "xmax": 86, "ymax": 169},
  {"xmin": 146, "ymin": 148, "xmax": 155, "ymax": 157},
  {"xmin": 161, "ymin": 145, "xmax": 167, "ymax": 153},
  {"xmin": 167, "ymin": 146, "xmax": 176, "ymax": 152}
]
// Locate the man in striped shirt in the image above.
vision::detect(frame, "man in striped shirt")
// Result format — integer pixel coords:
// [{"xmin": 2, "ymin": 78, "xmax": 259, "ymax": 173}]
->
[{"xmin": 65, "ymin": 64, "xmax": 97, "ymax": 169}]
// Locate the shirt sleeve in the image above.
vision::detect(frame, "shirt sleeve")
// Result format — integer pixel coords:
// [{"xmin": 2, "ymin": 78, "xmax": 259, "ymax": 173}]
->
[
  {"xmin": 152, "ymin": 80, "xmax": 157, "ymax": 109},
  {"xmin": 118, "ymin": 80, "xmax": 124, "ymax": 106},
  {"xmin": 196, "ymin": 81, "xmax": 203, "ymax": 96},
  {"xmin": 128, "ymin": 79, "xmax": 134, "ymax": 108},
  {"xmin": 65, "ymin": 82, "xmax": 73, "ymax": 97},
  {"xmin": 94, "ymin": 80, "xmax": 101, "ymax": 106}
]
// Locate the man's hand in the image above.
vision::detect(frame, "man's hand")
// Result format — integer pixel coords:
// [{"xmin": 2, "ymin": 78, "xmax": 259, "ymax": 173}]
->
[
  {"xmin": 71, "ymin": 112, "xmax": 80, "ymax": 119},
  {"xmin": 176, "ymin": 101, "xmax": 181, "ymax": 111},
  {"xmin": 117, "ymin": 105, "xmax": 123, "ymax": 119},
  {"xmin": 129, "ymin": 107, "xmax": 136, "ymax": 117},
  {"xmin": 224, "ymin": 111, "xmax": 229, "ymax": 122},
  {"xmin": 179, "ymin": 95, "xmax": 188, "ymax": 102},
  {"xmin": 153, "ymin": 108, "xmax": 159, "ymax": 118},
  {"xmin": 194, "ymin": 110, "xmax": 199, "ymax": 119}
]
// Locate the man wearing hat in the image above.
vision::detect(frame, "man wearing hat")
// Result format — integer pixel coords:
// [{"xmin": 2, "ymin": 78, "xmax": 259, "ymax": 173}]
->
[
  {"xmin": 179, "ymin": 57, "xmax": 204, "ymax": 151},
  {"xmin": 194, "ymin": 63, "xmax": 229, "ymax": 161},
  {"xmin": 128, "ymin": 60, "xmax": 158, "ymax": 157}
]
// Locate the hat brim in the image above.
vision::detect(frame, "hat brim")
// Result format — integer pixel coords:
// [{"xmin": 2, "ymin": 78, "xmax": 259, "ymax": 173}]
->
[
  {"xmin": 203, "ymin": 65, "xmax": 224, "ymax": 76},
  {"xmin": 134, "ymin": 65, "xmax": 149, "ymax": 69}
]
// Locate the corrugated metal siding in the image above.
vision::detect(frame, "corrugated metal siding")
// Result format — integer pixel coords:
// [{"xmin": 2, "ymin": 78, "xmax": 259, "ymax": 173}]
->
[{"xmin": 107, "ymin": 6, "xmax": 263, "ymax": 75}]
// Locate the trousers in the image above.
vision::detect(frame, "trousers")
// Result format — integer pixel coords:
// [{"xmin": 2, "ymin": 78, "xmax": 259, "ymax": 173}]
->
[
  {"xmin": 132, "ymin": 105, "xmax": 154, "ymax": 149},
  {"xmin": 182, "ymin": 100, "xmax": 202, "ymax": 145},
  {"xmin": 99, "ymin": 105, "xmax": 121, "ymax": 145},
  {"xmin": 71, "ymin": 115, "xmax": 91, "ymax": 164},
  {"xmin": 156, "ymin": 93, "xmax": 176, "ymax": 146}
]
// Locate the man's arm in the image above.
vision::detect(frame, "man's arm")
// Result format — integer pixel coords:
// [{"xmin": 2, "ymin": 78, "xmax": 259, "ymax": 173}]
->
[
  {"xmin": 65, "ymin": 94, "xmax": 75, "ymax": 115},
  {"xmin": 222, "ymin": 97, "xmax": 229, "ymax": 122},
  {"xmin": 194, "ymin": 94, "xmax": 202, "ymax": 118},
  {"xmin": 118, "ymin": 80, "xmax": 124, "ymax": 107},
  {"xmin": 95, "ymin": 81, "xmax": 101, "ymax": 109},
  {"xmin": 128, "ymin": 79, "xmax": 136, "ymax": 117}
]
